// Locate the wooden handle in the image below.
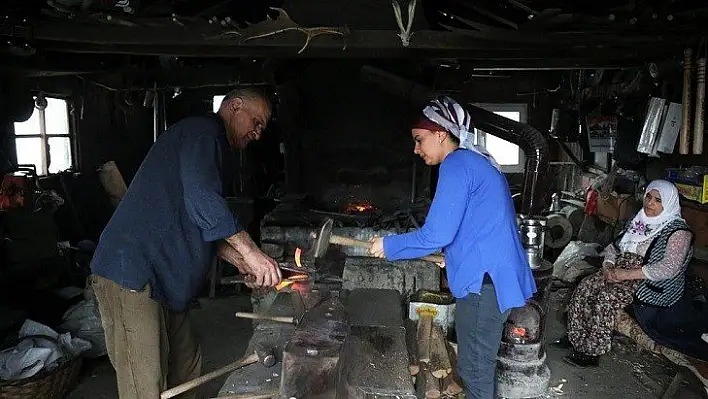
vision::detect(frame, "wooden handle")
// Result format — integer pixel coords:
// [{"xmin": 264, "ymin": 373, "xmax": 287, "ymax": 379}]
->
[
  {"xmin": 330, "ymin": 234, "xmax": 370, "ymax": 248},
  {"xmin": 694, "ymin": 57, "xmax": 707, "ymax": 155},
  {"xmin": 161, "ymin": 353, "xmax": 258, "ymax": 399},
  {"xmin": 330, "ymin": 234, "xmax": 445, "ymax": 267},
  {"xmin": 681, "ymin": 48, "xmax": 695, "ymax": 154},
  {"xmin": 235, "ymin": 312, "xmax": 295, "ymax": 324},
  {"xmin": 212, "ymin": 391, "xmax": 280, "ymax": 399}
]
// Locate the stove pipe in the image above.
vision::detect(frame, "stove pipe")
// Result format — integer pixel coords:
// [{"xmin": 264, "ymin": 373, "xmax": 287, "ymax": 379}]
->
[
  {"xmin": 466, "ymin": 106, "xmax": 551, "ymax": 215},
  {"xmin": 360, "ymin": 65, "xmax": 551, "ymax": 215}
]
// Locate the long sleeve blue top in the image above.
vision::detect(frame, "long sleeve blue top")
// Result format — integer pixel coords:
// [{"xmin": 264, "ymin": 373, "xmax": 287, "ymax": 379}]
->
[
  {"xmin": 384, "ymin": 149, "xmax": 536, "ymax": 313},
  {"xmin": 91, "ymin": 114, "xmax": 240, "ymax": 311}
]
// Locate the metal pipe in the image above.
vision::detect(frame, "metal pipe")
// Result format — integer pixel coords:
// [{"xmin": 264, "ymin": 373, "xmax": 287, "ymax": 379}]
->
[
  {"xmin": 152, "ymin": 91, "xmax": 160, "ymax": 142},
  {"xmin": 466, "ymin": 106, "xmax": 551, "ymax": 214},
  {"xmin": 360, "ymin": 65, "xmax": 551, "ymax": 215},
  {"xmin": 694, "ymin": 57, "xmax": 706, "ymax": 154},
  {"xmin": 680, "ymin": 48, "xmax": 694, "ymax": 154}
]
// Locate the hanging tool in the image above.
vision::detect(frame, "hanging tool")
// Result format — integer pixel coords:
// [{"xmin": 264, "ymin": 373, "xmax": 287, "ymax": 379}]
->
[{"xmin": 681, "ymin": 48, "xmax": 695, "ymax": 154}]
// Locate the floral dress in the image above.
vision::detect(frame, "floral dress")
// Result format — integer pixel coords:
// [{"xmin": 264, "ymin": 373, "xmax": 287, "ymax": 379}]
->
[{"xmin": 567, "ymin": 226, "xmax": 692, "ymax": 357}]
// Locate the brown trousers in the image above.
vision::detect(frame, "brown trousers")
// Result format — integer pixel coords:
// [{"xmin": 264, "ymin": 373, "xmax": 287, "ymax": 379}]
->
[{"xmin": 92, "ymin": 275, "xmax": 202, "ymax": 399}]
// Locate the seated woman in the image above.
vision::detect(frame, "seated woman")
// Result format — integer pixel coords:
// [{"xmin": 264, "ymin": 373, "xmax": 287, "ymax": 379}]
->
[{"xmin": 565, "ymin": 180, "xmax": 694, "ymax": 367}]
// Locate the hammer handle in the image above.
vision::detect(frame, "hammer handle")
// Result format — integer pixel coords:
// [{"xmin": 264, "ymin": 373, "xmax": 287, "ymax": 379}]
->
[
  {"xmin": 329, "ymin": 234, "xmax": 445, "ymax": 265},
  {"xmin": 235, "ymin": 312, "xmax": 295, "ymax": 324},
  {"xmin": 160, "ymin": 352, "xmax": 258, "ymax": 399}
]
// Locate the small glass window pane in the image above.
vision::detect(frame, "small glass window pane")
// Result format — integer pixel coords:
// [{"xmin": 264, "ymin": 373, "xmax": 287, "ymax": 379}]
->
[
  {"xmin": 15, "ymin": 137, "xmax": 44, "ymax": 172},
  {"xmin": 48, "ymin": 137, "xmax": 73, "ymax": 173},
  {"xmin": 13, "ymin": 109, "xmax": 40, "ymax": 135},
  {"xmin": 213, "ymin": 95, "xmax": 225, "ymax": 113},
  {"xmin": 45, "ymin": 98, "xmax": 69, "ymax": 135},
  {"xmin": 486, "ymin": 111, "xmax": 521, "ymax": 166}
]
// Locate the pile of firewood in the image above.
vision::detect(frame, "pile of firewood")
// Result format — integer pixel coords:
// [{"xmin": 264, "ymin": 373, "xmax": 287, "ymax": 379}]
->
[{"xmin": 406, "ymin": 316, "xmax": 463, "ymax": 398}]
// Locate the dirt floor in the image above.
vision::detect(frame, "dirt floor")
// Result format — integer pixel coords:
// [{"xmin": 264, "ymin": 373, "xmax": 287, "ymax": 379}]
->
[{"xmin": 67, "ymin": 289, "xmax": 708, "ymax": 399}]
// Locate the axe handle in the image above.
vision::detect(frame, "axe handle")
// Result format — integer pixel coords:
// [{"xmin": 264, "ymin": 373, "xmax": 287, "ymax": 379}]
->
[{"xmin": 329, "ymin": 234, "xmax": 445, "ymax": 266}]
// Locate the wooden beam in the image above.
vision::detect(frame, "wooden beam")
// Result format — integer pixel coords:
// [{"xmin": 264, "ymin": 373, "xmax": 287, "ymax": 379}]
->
[
  {"xmin": 32, "ymin": 20, "xmax": 696, "ymax": 47},
  {"xmin": 35, "ymin": 43, "xmax": 668, "ymax": 69}
]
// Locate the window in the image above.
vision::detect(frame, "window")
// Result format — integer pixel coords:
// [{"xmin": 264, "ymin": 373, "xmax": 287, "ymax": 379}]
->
[
  {"xmin": 213, "ymin": 95, "xmax": 225, "ymax": 113},
  {"xmin": 473, "ymin": 103, "xmax": 528, "ymax": 173},
  {"xmin": 13, "ymin": 97, "xmax": 73, "ymax": 175}
]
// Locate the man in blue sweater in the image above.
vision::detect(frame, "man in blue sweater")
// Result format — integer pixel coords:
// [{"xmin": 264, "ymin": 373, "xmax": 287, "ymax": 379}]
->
[{"xmin": 90, "ymin": 87, "xmax": 281, "ymax": 398}]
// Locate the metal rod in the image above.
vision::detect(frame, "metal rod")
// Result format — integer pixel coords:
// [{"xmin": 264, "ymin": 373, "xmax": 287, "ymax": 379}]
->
[
  {"xmin": 152, "ymin": 89, "xmax": 159, "ymax": 142},
  {"xmin": 38, "ymin": 106, "xmax": 48, "ymax": 174}
]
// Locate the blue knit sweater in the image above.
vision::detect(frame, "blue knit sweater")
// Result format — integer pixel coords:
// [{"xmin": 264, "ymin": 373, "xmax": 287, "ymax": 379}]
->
[{"xmin": 384, "ymin": 149, "xmax": 536, "ymax": 312}]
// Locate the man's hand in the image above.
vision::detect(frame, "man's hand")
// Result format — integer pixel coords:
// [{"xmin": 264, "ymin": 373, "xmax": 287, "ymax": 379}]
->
[
  {"xmin": 218, "ymin": 234, "xmax": 282, "ymax": 287},
  {"xmin": 239, "ymin": 248, "xmax": 282, "ymax": 287},
  {"xmin": 367, "ymin": 236, "xmax": 386, "ymax": 258}
]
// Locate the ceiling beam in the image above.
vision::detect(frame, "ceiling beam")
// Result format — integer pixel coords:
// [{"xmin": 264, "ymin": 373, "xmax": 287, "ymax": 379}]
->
[{"xmin": 29, "ymin": 21, "xmax": 690, "ymax": 66}]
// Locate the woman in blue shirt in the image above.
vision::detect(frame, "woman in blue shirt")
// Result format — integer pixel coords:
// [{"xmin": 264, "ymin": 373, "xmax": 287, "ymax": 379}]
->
[{"xmin": 368, "ymin": 96, "xmax": 536, "ymax": 399}]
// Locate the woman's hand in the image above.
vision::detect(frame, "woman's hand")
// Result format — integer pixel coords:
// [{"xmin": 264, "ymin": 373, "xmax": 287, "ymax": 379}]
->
[
  {"xmin": 368, "ymin": 236, "xmax": 386, "ymax": 258},
  {"xmin": 604, "ymin": 269, "xmax": 621, "ymax": 283},
  {"xmin": 604, "ymin": 269, "xmax": 639, "ymax": 283}
]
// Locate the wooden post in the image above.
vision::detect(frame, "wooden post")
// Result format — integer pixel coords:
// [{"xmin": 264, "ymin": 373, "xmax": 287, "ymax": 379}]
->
[
  {"xmin": 442, "ymin": 341, "xmax": 463, "ymax": 396},
  {"xmin": 405, "ymin": 319, "xmax": 420, "ymax": 376},
  {"xmin": 416, "ymin": 366, "xmax": 441, "ymax": 399},
  {"xmin": 429, "ymin": 325, "xmax": 452, "ymax": 379},
  {"xmin": 693, "ymin": 57, "xmax": 706, "ymax": 154},
  {"xmin": 681, "ymin": 48, "xmax": 695, "ymax": 154},
  {"xmin": 417, "ymin": 315, "xmax": 433, "ymax": 363}
]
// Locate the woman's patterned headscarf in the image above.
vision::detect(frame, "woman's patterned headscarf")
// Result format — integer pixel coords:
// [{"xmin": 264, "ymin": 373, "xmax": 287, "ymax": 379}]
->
[{"xmin": 422, "ymin": 95, "xmax": 501, "ymax": 171}]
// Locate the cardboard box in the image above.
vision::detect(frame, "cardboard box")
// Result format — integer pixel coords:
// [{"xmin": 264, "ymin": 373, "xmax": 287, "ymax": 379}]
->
[{"xmin": 596, "ymin": 193, "xmax": 638, "ymax": 223}]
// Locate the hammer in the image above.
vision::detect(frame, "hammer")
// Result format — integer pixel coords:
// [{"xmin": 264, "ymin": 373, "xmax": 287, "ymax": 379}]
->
[
  {"xmin": 311, "ymin": 217, "xmax": 444, "ymax": 264},
  {"xmin": 160, "ymin": 341, "xmax": 281, "ymax": 398}
]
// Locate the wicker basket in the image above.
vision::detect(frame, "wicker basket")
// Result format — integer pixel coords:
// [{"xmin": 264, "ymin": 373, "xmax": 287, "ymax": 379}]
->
[{"xmin": 0, "ymin": 335, "xmax": 84, "ymax": 399}]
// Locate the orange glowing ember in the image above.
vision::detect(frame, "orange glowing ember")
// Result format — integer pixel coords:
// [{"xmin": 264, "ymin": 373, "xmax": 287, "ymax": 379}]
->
[
  {"xmin": 295, "ymin": 247, "xmax": 302, "ymax": 268},
  {"xmin": 276, "ymin": 280, "xmax": 294, "ymax": 290},
  {"xmin": 510, "ymin": 327, "xmax": 528, "ymax": 338},
  {"xmin": 276, "ymin": 248, "xmax": 309, "ymax": 291},
  {"xmin": 275, "ymin": 274, "xmax": 309, "ymax": 291},
  {"xmin": 345, "ymin": 202, "xmax": 375, "ymax": 213}
]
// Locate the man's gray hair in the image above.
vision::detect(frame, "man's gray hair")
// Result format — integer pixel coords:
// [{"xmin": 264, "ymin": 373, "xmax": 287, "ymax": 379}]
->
[{"xmin": 220, "ymin": 87, "xmax": 271, "ymax": 116}]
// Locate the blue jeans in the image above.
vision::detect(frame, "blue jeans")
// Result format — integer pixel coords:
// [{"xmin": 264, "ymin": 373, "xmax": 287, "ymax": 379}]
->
[{"xmin": 456, "ymin": 281, "xmax": 510, "ymax": 399}]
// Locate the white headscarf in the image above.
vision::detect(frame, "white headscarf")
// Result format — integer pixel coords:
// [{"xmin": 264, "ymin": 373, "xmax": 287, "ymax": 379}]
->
[
  {"xmin": 618, "ymin": 180, "xmax": 683, "ymax": 254},
  {"xmin": 422, "ymin": 95, "xmax": 502, "ymax": 171}
]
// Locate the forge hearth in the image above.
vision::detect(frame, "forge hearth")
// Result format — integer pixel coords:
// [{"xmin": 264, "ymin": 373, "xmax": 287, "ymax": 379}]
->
[{"xmin": 260, "ymin": 202, "xmax": 441, "ymax": 296}]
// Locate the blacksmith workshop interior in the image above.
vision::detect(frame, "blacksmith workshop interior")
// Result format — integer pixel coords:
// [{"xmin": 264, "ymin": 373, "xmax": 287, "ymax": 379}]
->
[{"xmin": 6, "ymin": 1, "xmax": 708, "ymax": 398}]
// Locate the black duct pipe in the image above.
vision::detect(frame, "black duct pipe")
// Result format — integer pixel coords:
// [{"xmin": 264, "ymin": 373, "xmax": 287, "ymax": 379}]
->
[{"xmin": 360, "ymin": 65, "xmax": 551, "ymax": 215}]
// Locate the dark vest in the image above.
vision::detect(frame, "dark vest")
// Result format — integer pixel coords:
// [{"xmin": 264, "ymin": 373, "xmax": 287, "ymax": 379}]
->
[{"xmin": 613, "ymin": 219, "xmax": 693, "ymax": 307}]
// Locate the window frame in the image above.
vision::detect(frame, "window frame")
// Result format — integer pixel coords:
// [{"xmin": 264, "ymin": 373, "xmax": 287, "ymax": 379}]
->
[
  {"xmin": 12, "ymin": 96, "xmax": 76, "ymax": 175},
  {"xmin": 472, "ymin": 102, "xmax": 528, "ymax": 174}
]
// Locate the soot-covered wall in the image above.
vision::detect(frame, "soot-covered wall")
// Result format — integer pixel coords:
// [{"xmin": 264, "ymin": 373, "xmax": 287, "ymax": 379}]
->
[
  {"xmin": 76, "ymin": 85, "xmax": 155, "ymax": 181},
  {"xmin": 283, "ymin": 61, "xmax": 422, "ymax": 213}
]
